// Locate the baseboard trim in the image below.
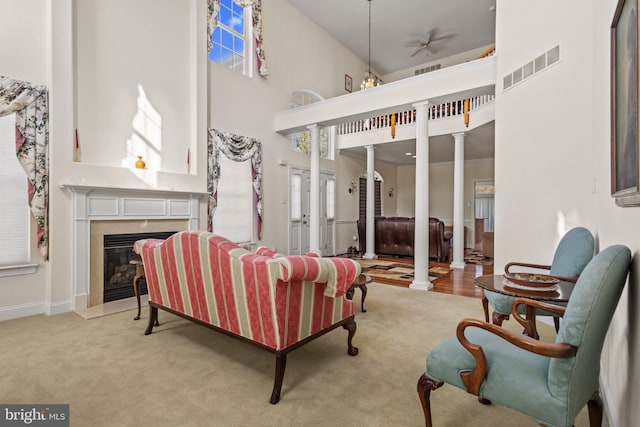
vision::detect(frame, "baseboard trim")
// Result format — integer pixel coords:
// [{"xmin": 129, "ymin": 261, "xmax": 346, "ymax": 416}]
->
[
  {"xmin": 600, "ymin": 373, "xmax": 619, "ymax": 427},
  {"xmin": 0, "ymin": 300, "xmax": 73, "ymax": 322}
]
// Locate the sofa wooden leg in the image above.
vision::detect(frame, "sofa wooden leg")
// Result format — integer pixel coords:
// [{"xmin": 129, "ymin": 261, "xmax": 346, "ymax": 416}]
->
[
  {"xmin": 343, "ymin": 319, "xmax": 358, "ymax": 356},
  {"xmin": 144, "ymin": 306, "xmax": 158, "ymax": 335},
  {"xmin": 587, "ymin": 395, "xmax": 603, "ymax": 427},
  {"xmin": 270, "ymin": 354, "xmax": 287, "ymax": 404},
  {"xmin": 417, "ymin": 373, "xmax": 444, "ymax": 427}
]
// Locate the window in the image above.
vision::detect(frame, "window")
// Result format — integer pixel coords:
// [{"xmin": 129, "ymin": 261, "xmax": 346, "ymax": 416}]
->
[
  {"xmin": 290, "ymin": 90, "xmax": 334, "ymax": 160},
  {"xmin": 291, "ymin": 173, "xmax": 302, "ymax": 221},
  {"xmin": 213, "ymin": 155, "xmax": 255, "ymax": 243},
  {"xmin": 209, "ymin": 0, "xmax": 252, "ymax": 75},
  {"xmin": 292, "ymin": 129, "xmax": 333, "ymax": 160},
  {"xmin": 326, "ymin": 179, "xmax": 335, "ymax": 220},
  {"xmin": 0, "ymin": 114, "xmax": 31, "ymax": 269},
  {"xmin": 475, "ymin": 181, "xmax": 495, "ymax": 232}
]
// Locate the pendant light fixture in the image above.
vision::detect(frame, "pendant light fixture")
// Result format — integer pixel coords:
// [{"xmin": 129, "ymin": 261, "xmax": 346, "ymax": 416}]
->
[{"xmin": 361, "ymin": 0, "xmax": 381, "ymax": 90}]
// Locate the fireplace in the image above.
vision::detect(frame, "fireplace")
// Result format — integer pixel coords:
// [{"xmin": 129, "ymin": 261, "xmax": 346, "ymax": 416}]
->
[
  {"xmin": 61, "ymin": 183, "xmax": 206, "ymax": 313},
  {"xmin": 103, "ymin": 231, "xmax": 175, "ymax": 303}
]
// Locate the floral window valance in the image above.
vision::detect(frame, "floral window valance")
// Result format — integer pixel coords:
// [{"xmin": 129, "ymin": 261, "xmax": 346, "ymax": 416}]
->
[
  {"xmin": 208, "ymin": 128, "xmax": 263, "ymax": 239},
  {"xmin": 207, "ymin": 0, "xmax": 269, "ymax": 78},
  {"xmin": 0, "ymin": 76, "xmax": 49, "ymax": 261}
]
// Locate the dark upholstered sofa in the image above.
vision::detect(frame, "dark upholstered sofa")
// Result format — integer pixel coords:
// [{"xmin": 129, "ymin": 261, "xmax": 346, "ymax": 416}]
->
[{"xmin": 357, "ymin": 217, "xmax": 451, "ymax": 261}]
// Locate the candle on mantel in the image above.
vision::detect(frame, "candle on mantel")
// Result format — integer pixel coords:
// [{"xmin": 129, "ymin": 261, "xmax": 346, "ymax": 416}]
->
[{"xmin": 74, "ymin": 129, "xmax": 80, "ymax": 162}]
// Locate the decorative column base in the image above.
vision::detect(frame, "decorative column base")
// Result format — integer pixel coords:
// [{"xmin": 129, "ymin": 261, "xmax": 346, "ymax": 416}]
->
[
  {"xmin": 362, "ymin": 252, "xmax": 377, "ymax": 260},
  {"xmin": 450, "ymin": 261, "xmax": 466, "ymax": 270},
  {"xmin": 410, "ymin": 280, "xmax": 433, "ymax": 291}
]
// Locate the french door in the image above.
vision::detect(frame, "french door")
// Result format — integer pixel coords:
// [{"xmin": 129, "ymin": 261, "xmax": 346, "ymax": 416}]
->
[{"xmin": 289, "ymin": 167, "xmax": 335, "ymax": 255}]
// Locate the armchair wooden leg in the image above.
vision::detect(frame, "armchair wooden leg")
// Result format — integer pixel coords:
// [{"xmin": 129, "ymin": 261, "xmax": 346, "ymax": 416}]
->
[
  {"xmin": 587, "ymin": 395, "xmax": 603, "ymax": 427},
  {"xmin": 417, "ymin": 373, "xmax": 444, "ymax": 427},
  {"xmin": 343, "ymin": 319, "xmax": 359, "ymax": 356},
  {"xmin": 491, "ymin": 311, "xmax": 510, "ymax": 327}
]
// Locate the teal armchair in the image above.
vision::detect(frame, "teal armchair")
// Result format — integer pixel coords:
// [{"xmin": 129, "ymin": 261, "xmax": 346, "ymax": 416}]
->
[
  {"xmin": 417, "ymin": 245, "xmax": 631, "ymax": 427},
  {"xmin": 483, "ymin": 227, "xmax": 595, "ymax": 331}
]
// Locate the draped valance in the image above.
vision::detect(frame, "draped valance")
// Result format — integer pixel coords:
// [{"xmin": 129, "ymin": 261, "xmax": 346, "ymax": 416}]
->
[
  {"xmin": 208, "ymin": 128, "xmax": 263, "ymax": 239},
  {"xmin": 0, "ymin": 76, "xmax": 49, "ymax": 260},
  {"xmin": 207, "ymin": 0, "xmax": 269, "ymax": 78}
]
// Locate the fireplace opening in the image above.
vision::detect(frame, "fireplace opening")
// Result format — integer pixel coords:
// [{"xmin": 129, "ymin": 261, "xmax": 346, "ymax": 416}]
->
[{"xmin": 103, "ymin": 231, "xmax": 176, "ymax": 303}]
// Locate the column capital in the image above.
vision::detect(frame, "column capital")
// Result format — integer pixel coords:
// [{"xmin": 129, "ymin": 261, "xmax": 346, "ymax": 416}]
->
[
  {"xmin": 307, "ymin": 123, "xmax": 319, "ymax": 131},
  {"xmin": 412, "ymin": 100, "xmax": 431, "ymax": 110},
  {"xmin": 452, "ymin": 132, "xmax": 467, "ymax": 139},
  {"xmin": 364, "ymin": 144, "xmax": 376, "ymax": 152}
]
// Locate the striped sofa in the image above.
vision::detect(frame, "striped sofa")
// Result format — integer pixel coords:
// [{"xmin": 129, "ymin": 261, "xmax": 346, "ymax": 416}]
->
[{"xmin": 133, "ymin": 230, "xmax": 361, "ymax": 404}]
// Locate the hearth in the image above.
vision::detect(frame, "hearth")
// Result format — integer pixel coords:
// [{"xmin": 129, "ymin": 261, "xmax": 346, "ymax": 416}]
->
[{"xmin": 103, "ymin": 231, "xmax": 175, "ymax": 303}]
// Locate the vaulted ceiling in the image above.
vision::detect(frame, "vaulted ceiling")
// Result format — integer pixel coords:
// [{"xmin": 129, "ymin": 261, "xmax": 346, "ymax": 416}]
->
[
  {"xmin": 286, "ymin": 0, "xmax": 497, "ymax": 165},
  {"xmin": 287, "ymin": 0, "xmax": 496, "ymax": 76}
]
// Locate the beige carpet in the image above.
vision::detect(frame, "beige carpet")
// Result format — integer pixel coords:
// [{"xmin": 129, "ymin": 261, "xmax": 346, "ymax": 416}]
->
[{"xmin": 0, "ymin": 284, "xmax": 590, "ymax": 426}]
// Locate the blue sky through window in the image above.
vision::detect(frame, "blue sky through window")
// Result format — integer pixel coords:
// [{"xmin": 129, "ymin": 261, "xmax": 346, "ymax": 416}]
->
[{"xmin": 209, "ymin": 0, "xmax": 246, "ymax": 65}]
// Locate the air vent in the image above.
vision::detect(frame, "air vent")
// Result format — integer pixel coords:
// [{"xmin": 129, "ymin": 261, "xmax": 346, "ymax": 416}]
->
[
  {"xmin": 414, "ymin": 63, "xmax": 441, "ymax": 76},
  {"xmin": 503, "ymin": 45, "xmax": 561, "ymax": 91}
]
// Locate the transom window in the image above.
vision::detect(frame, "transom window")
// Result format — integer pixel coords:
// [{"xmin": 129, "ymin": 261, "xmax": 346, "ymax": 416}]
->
[{"xmin": 209, "ymin": 0, "xmax": 252, "ymax": 75}]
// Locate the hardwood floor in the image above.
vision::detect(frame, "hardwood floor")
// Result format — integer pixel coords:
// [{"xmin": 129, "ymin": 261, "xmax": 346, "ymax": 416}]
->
[
  {"xmin": 372, "ymin": 255, "xmax": 494, "ymax": 299},
  {"xmin": 431, "ymin": 260, "xmax": 494, "ymax": 299}
]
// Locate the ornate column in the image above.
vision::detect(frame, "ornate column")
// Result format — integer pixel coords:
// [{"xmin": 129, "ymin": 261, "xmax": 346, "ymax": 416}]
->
[
  {"xmin": 450, "ymin": 132, "xmax": 466, "ymax": 269},
  {"xmin": 411, "ymin": 101, "xmax": 432, "ymax": 290},
  {"xmin": 363, "ymin": 145, "xmax": 377, "ymax": 259},
  {"xmin": 308, "ymin": 124, "xmax": 320, "ymax": 253}
]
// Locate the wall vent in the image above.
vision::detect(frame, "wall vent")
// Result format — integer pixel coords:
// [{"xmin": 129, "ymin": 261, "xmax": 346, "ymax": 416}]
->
[
  {"xmin": 503, "ymin": 45, "xmax": 561, "ymax": 91},
  {"xmin": 414, "ymin": 63, "xmax": 441, "ymax": 76}
]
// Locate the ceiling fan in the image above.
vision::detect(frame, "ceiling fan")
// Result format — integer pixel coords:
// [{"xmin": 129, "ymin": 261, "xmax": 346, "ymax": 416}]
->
[{"xmin": 405, "ymin": 31, "xmax": 453, "ymax": 57}]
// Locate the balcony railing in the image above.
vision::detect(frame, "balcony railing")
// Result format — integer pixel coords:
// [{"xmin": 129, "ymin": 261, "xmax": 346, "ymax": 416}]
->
[{"xmin": 336, "ymin": 94, "xmax": 495, "ymax": 136}]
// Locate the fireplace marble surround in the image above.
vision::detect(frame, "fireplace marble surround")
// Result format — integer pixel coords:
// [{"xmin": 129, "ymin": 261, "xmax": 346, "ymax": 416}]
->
[{"xmin": 61, "ymin": 184, "xmax": 206, "ymax": 318}]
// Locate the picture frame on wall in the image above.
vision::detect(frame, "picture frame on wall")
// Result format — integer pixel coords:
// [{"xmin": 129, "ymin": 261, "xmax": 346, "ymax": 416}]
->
[
  {"xmin": 345, "ymin": 74, "xmax": 352, "ymax": 93},
  {"xmin": 611, "ymin": 0, "xmax": 640, "ymax": 206}
]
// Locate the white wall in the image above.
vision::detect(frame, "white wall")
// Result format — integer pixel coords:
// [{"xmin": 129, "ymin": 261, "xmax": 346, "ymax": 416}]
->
[
  {"xmin": 75, "ymin": 0, "xmax": 196, "ymax": 174},
  {"xmin": 382, "ymin": 44, "xmax": 495, "ymax": 83},
  {"xmin": 0, "ymin": 0, "xmax": 48, "ymax": 83},
  {"xmin": 496, "ymin": 0, "xmax": 639, "ymax": 424},
  {"xmin": 593, "ymin": 1, "xmax": 640, "ymax": 425}
]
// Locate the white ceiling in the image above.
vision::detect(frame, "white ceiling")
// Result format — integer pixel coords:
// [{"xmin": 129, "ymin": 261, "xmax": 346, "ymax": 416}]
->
[
  {"xmin": 286, "ymin": 0, "xmax": 497, "ymax": 165},
  {"xmin": 287, "ymin": 0, "xmax": 496, "ymax": 75}
]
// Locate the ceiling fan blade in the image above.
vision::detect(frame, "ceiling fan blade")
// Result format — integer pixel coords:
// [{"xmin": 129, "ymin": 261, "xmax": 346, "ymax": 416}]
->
[
  {"xmin": 426, "ymin": 45, "xmax": 439, "ymax": 55},
  {"xmin": 410, "ymin": 46, "xmax": 427, "ymax": 57}
]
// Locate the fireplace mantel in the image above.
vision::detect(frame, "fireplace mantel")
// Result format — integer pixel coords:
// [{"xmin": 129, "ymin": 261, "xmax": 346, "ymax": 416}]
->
[{"xmin": 60, "ymin": 183, "xmax": 207, "ymax": 312}]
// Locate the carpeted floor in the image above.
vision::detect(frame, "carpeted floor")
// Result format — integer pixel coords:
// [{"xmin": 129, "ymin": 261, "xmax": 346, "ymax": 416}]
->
[
  {"xmin": 0, "ymin": 284, "xmax": 590, "ymax": 426},
  {"xmin": 354, "ymin": 258, "xmax": 451, "ymax": 286}
]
